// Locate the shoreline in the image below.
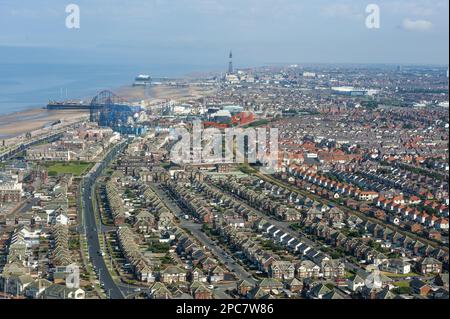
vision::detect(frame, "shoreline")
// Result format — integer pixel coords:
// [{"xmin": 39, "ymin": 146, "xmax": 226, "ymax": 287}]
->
[
  {"xmin": 0, "ymin": 108, "xmax": 89, "ymax": 140},
  {"xmin": 0, "ymin": 84, "xmax": 148, "ymax": 139},
  {"xmin": 0, "ymin": 67, "xmax": 219, "ymax": 118},
  {"xmin": 0, "ymin": 105, "xmax": 47, "ymax": 118},
  {"xmin": 0, "ymin": 82, "xmax": 217, "ymax": 140}
]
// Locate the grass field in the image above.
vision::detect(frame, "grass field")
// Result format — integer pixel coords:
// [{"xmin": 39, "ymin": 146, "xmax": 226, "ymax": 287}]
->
[
  {"xmin": 45, "ymin": 161, "xmax": 93, "ymax": 176},
  {"xmin": 382, "ymin": 272, "xmax": 418, "ymax": 278},
  {"xmin": 393, "ymin": 280, "xmax": 411, "ymax": 288}
]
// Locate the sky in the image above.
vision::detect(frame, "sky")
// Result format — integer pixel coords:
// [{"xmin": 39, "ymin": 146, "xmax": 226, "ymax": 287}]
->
[{"xmin": 0, "ymin": 0, "xmax": 448, "ymax": 67}]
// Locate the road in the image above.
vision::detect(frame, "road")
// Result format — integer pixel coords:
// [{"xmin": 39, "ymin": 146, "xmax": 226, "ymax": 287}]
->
[
  {"xmin": 81, "ymin": 141, "xmax": 128, "ymax": 299},
  {"xmin": 243, "ymin": 193, "xmax": 314, "ymax": 247},
  {"xmin": 208, "ymin": 180, "xmax": 366, "ymax": 274},
  {"xmin": 0, "ymin": 120, "xmax": 85, "ymax": 161},
  {"xmin": 214, "ymin": 283, "xmax": 235, "ymax": 299},
  {"xmin": 255, "ymin": 170, "xmax": 447, "ymax": 252},
  {"xmin": 8, "ymin": 197, "xmax": 39, "ymax": 216},
  {"xmin": 82, "ymin": 178, "xmax": 123, "ymax": 299},
  {"xmin": 208, "ymin": 181, "xmax": 317, "ymax": 248},
  {"xmin": 152, "ymin": 184, "xmax": 258, "ymax": 286}
]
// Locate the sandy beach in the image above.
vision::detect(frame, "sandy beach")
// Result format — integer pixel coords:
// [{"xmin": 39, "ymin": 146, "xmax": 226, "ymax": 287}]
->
[
  {"xmin": 0, "ymin": 86, "xmax": 143, "ymax": 140},
  {"xmin": 118, "ymin": 83, "xmax": 216, "ymax": 103},
  {"xmin": 0, "ymin": 108, "xmax": 88, "ymax": 139},
  {"xmin": 0, "ymin": 83, "xmax": 216, "ymax": 141}
]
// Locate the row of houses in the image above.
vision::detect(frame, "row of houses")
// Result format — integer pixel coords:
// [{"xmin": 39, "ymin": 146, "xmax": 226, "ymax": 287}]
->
[
  {"xmin": 343, "ymin": 165, "xmax": 448, "ymax": 205},
  {"xmin": 105, "ymin": 173, "xmax": 127, "ymax": 225},
  {"xmin": 217, "ymin": 178, "xmax": 303, "ymax": 222},
  {"xmin": 6, "ymin": 226, "xmax": 32, "ymax": 266},
  {"xmin": 117, "ymin": 219, "xmax": 229, "ymax": 286},
  {"xmin": 0, "ymin": 226, "xmax": 83, "ymax": 299},
  {"xmin": 146, "ymin": 280, "xmax": 213, "ymax": 299},
  {"xmin": 166, "ymin": 182, "xmax": 214, "ymax": 224},
  {"xmin": 376, "ymin": 197, "xmax": 449, "ymax": 231},
  {"xmin": 272, "ymin": 168, "xmax": 448, "ymax": 264},
  {"xmin": 288, "ymin": 166, "xmax": 449, "ymax": 234},
  {"xmin": 50, "ymin": 224, "xmax": 72, "ymax": 267},
  {"xmin": 256, "ymin": 220, "xmax": 346, "ymax": 278},
  {"xmin": 0, "ymin": 274, "xmax": 85, "ymax": 299},
  {"xmin": 309, "ymin": 220, "xmax": 445, "ymax": 274},
  {"xmin": 210, "ymin": 167, "xmax": 448, "ymax": 274},
  {"xmin": 117, "ymin": 225, "xmax": 154, "ymax": 282},
  {"xmin": 216, "ymin": 176, "xmax": 350, "ymax": 227},
  {"xmin": 0, "ymin": 171, "xmax": 22, "ymax": 203},
  {"xmin": 142, "ymin": 186, "xmax": 173, "ymax": 229}
]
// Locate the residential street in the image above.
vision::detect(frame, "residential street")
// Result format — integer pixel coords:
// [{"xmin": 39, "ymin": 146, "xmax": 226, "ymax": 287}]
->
[
  {"xmin": 152, "ymin": 184, "xmax": 258, "ymax": 285},
  {"xmin": 81, "ymin": 142, "xmax": 127, "ymax": 299}
]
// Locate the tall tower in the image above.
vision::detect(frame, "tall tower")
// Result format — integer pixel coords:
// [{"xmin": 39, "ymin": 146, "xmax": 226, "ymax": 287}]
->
[{"xmin": 228, "ymin": 50, "xmax": 233, "ymax": 74}]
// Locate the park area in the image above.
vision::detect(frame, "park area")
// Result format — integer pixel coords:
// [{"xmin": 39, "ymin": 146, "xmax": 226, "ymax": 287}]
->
[{"xmin": 44, "ymin": 161, "xmax": 93, "ymax": 177}]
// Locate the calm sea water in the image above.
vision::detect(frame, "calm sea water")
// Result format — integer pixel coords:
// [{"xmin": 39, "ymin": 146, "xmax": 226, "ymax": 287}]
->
[{"xmin": 0, "ymin": 63, "xmax": 218, "ymax": 116}]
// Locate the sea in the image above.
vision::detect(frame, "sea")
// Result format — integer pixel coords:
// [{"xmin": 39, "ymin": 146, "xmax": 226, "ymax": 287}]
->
[{"xmin": 0, "ymin": 63, "xmax": 220, "ymax": 116}]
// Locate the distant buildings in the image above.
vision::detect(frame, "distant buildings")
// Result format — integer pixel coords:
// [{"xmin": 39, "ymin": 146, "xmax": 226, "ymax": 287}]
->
[
  {"xmin": 26, "ymin": 125, "xmax": 121, "ymax": 161},
  {"xmin": 26, "ymin": 146, "xmax": 73, "ymax": 161},
  {"xmin": 0, "ymin": 172, "xmax": 22, "ymax": 203},
  {"xmin": 331, "ymin": 86, "xmax": 379, "ymax": 96},
  {"xmin": 133, "ymin": 74, "xmax": 152, "ymax": 87},
  {"xmin": 0, "ymin": 63, "xmax": 448, "ymax": 300}
]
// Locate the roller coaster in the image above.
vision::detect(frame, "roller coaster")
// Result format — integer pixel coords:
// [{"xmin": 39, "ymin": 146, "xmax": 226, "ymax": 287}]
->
[
  {"xmin": 89, "ymin": 90, "xmax": 130, "ymax": 122},
  {"xmin": 89, "ymin": 90, "xmax": 146, "ymax": 135}
]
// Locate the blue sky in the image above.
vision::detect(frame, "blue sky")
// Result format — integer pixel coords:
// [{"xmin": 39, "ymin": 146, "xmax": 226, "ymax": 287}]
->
[{"xmin": 0, "ymin": 0, "xmax": 448, "ymax": 66}]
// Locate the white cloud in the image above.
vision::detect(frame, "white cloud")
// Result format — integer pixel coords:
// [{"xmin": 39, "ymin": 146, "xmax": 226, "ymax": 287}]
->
[{"xmin": 401, "ymin": 18, "xmax": 433, "ymax": 31}]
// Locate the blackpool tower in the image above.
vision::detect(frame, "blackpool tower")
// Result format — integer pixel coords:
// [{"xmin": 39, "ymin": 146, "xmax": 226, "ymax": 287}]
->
[{"xmin": 228, "ymin": 51, "xmax": 234, "ymax": 74}]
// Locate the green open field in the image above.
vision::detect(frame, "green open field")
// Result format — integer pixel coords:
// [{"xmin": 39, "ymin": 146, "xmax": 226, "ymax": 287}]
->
[
  {"xmin": 381, "ymin": 272, "xmax": 418, "ymax": 279},
  {"xmin": 393, "ymin": 280, "xmax": 411, "ymax": 288},
  {"xmin": 45, "ymin": 161, "xmax": 93, "ymax": 176}
]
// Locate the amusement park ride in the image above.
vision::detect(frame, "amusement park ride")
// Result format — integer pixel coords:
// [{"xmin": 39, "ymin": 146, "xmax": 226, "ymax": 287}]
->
[{"xmin": 89, "ymin": 90, "xmax": 146, "ymax": 135}]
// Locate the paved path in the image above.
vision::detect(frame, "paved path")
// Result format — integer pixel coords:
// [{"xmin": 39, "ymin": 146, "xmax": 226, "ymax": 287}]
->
[
  {"xmin": 208, "ymin": 180, "xmax": 366, "ymax": 273},
  {"xmin": 81, "ymin": 141, "xmax": 128, "ymax": 299},
  {"xmin": 152, "ymin": 184, "xmax": 258, "ymax": 286}
]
